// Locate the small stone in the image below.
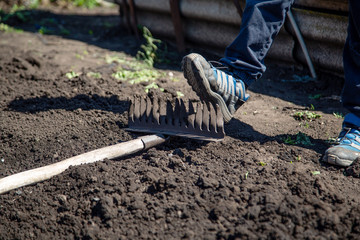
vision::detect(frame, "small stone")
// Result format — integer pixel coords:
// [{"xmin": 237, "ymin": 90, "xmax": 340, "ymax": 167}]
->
[{"xmin": 58, "ymin": 194, "xmax": 67, "ymax": 204}]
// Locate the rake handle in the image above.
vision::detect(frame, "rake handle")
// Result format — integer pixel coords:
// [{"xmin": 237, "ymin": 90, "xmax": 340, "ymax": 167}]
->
[{"xmin": 0, "ymin": 134, "xmax": 166, "ymax": 194}]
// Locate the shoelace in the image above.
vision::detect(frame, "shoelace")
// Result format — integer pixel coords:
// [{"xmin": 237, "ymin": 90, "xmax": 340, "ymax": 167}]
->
[{"xmin": 338, "ymin": 127, "xmax": 352, "ymax": 144}]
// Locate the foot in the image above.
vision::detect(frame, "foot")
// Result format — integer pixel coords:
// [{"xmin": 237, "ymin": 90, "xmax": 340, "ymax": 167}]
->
[
  {"xmin": 323, "ymin": 128, "xmax": 360, "ymax": 167},
  {"xmin": 182, "ymin": 53, "xmax": 249, "ymax": 123}
]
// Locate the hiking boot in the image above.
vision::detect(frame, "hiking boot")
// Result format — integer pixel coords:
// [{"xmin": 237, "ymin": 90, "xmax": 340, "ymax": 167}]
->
[
  {"xmin": 323, "ymin": 127, "xmax": 360, "ymax": 167},
  {"xmin": 182, "ymin": 53, "xmax": 250, "ymax": 123}
]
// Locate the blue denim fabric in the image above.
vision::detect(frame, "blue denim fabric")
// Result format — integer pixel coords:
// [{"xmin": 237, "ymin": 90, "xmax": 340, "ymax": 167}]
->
[
  {"xmin": 342, "ymin": 1, "xmax": 360, "ymax": 122},
  {"xmin": 220, "ymin": 0, "xmax": 294, "ymax": 86}
]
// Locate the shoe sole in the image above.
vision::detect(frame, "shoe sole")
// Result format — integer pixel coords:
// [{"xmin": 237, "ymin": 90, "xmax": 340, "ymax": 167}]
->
[
  {"xmin": 323, "ymin": 153, "xmax": 353, "ymax": 167},
  {"xmin": 182, "ymin": 53, "xmax": 233, "ymax": 123}
]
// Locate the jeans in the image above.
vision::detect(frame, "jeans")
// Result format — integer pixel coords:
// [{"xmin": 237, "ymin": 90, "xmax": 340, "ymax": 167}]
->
[{"xmin": 220, "ymin": 0, "xmax": 360, "ymax": 128}]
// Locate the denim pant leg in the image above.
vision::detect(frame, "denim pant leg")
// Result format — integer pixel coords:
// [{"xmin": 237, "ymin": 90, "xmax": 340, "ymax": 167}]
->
[
  {"xmin": 220, "ymin": 0, "xmax": 294, "ymax": 86},
  {"xmin": 342, "ymin": 0, "xmax": 360, "ymax": 128}
]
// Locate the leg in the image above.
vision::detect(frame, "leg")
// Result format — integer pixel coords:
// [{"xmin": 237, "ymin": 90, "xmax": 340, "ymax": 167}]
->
[
  {"xmin": 220, "ymin": 0, "xmax": 294, "ymax": 85},
  {"xmin": 182, "ymin": 0, "xmax": 293, "ymax": 122},
  {"xmin": 323, "ymin": 0, "xmax": 360, "ymax": 166}
]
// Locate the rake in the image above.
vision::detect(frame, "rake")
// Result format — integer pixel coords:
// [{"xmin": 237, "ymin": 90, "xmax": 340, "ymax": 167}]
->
[
  {"xmin": 0, "ymin": 98, "xmax": 225, "ymax": 194},
  {"xmin": 127, "ymin": 97, "xmax": 225, "ymax": 141}
]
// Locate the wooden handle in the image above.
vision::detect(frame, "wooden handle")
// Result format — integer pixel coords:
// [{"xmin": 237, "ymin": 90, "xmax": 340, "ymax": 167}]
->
[{"xmin": 0, "ymin": 134, "xmax": 166, "ymax": 194}]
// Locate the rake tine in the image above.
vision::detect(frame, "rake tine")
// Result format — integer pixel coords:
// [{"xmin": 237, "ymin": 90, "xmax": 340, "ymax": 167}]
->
[
  {"xmin": 208, "ymin": 103, "xmax": 217, "ymax": 132},
  {"xmin": 174, "ymin": 98, "xmax": 181, "ymax": 127},
  {"xmin": 128, "ymin": 98, "xmax": 134, "ymax": 123},
  {"xmin": 152, "ymin": 97, "xmax": 160, "ymax": 125},
  {"xmin": 179, "ymin": 98, "xmax": 188, "ymax": 127},
  {"xmin": 195, "ymin": 102, "xmax": 203, "ymax": 130},
  {"xmin": 216, "ymin": 104, "xmax": 224, "ymax": 134},
  {"xmin": 159, "ymin": 99, "xmax": 167, "ymax": 126},
  {"xmin": 145, "ymin": 97, "xmax": 153, "ymax": 123},
  {"xmin": 134, "ymin": 97, "xmax": 140, "ymax": 123},
  {"xmin": 140, "ymin": 97, "xmax": 147, "ymax": 123},
  {"xmin": 187, "ymin": 101, "xmax": 196, "ymax": 130},
  {"xmin": 202, "ymin": 102, "xmax": 210, "ymax": 132},
  {"xmin": 127, "ymin": 98, "xmax": 225, "ymax": 141},
  {"xmin": 166, "ymin": 100, "xmax": 174, "ymax": 126}
]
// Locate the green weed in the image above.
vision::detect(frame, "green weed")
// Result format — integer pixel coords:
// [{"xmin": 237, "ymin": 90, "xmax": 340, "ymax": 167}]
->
[
  {"xmin": 309, "ymin": 94, "xmax": 322, "ymax": 99},
  {"xmin": 38, "ymin": 26, "xmax": 53, "ymax": 35},
  {"xmin": 283, "ymin": 132, "xmax": 314, "ymax": 146},
  {"xmin": 66, "ymin": 71, "xmax": 81, "ymax": 79},
  {"xmin": 0, "ymin": 23, "xmax": 23, "ymax": 33},
  {"xmin": 258, "ymin": 162, "xmax": 266, "ymax": 166},
  {"xmin": 72, "ymin": 0, "xmax": 100, "ymax": 9},
  {"xmin": 75, "ymin": 54, "xmax": 84, "ymax": 60},
  {"xmin": 293, "ymin": 111, "xmax": 321, "ymax": 121},
  {"xmin": 176, "ymin": 91, "xmax": 184, "ymax": 98},
  {"xmin": 87, "ymin": 72, "xmax": 101, "ymax": 78},
  {"xmin": 144, "ymin": 82, "xmax": 164, "ymax": 93},
  {"xmin": 136, "ymin": 26, "xmax": 162, "ymax": 67},
  {"xmin": 1, "ymin": 4, "xmax": 29, "ymax": 23},
  {"xmin": 333, "ymin": 112, "xmax": 344, "ymax": 119},
  {"xmin": 112, "ymin": 68, "xmax": 161, "ymax": 84},
  {"xmin": 326, "ymin": 137, "xmax": 337, "ymax": 145},
  {"xmin": 283, "ymin": 135, "xmax": 296, "ymax": 145},
  {"xmin": 311, "ymin": 171, "xmax": 320, "ymax": 176}
]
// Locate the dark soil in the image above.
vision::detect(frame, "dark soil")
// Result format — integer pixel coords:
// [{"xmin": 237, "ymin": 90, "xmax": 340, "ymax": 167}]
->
[{"xmin": 1, "ymin": 5, "xmax": 360, "ymax": 240}]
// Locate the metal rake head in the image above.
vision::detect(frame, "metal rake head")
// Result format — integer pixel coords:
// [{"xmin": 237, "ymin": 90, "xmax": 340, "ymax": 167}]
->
[{"xmin": 127, "ymin": 97, "xmax": 225, "ymax": 141}]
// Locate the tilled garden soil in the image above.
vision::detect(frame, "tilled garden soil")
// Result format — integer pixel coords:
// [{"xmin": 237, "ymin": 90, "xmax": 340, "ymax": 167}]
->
[{"xmin": 1, "ymin": 5, "xmax": 360, "ymax": 240}]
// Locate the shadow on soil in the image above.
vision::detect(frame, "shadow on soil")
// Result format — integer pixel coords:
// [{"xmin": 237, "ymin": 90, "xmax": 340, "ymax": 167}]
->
[
  {"xmin": 226, "ymin": 118, "xmax": 329, "ymax": 155},
  {"xmin": 7, "ymin": 94, "xmax": 128, "ymax": 114}
]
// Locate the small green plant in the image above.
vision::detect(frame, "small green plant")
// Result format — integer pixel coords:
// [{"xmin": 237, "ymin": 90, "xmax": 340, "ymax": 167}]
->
[
  {"xmin": 296, "ymin": 155, "xmax": 301, "ymax": 161},
  {"xmin": 86, "ymin": 72, "xmax": 101, "ymax": 78},
  {"xmin": 176, "ymin": 91, "xmax": 184, "ymax": 98},
  {"xmin": 38, "ymin": 26, "xmax": 53, "ymax": 35},
  {"xmin": 75, "ymin": 54, "xmax": 84, "ymax": 60},
  {"xmin": 309, "ymin": 94, "xmax": 322, "ymax": 100},
  {"xmin": 333, "ymin": 112, "xmax": 344, "ymax": 119},
  {"xmin": 136, "ymin": 26, "xmax": 162, "ymax": 67},
  {"xmin": 311, "ymin": 171, "xmax": 320, "ymax": 176},
  {"xmin": 112, "ymin": 68, "xmax": 161, "ymax": 84},
  {"xmin": 1, "ymin": 4, "xmax": 29, "ymax": 23},
  {"xmin": 66, "ymin": 71, "xmax": 81, "ymax": 79},
  {"xmin": 283, "ymin": 135, "xmax": 296, "ymax": 145},
  {"xmin": 283, "ymin": 132, "xmax": 314, "ymax": 146},
  {"xmin": 258, "ymin": 162, "xmax": 266, "ymax": 166},
  {"xmin": 144, "ymin": 82, "xmax": 164, "ymax": 93},
  {"xmin": 293, "ymin": 111, "xmax": 321, "ymax": 121},
  {"xmin": 0, "ymin": 23, "xmax": 23, "ymax": 33},
  {"xmin": 72, "ymin": 0, "xmax": 100, "ymax": 9},
  {"xmin": 105, "ymin": 54, "xmax": 127, "ymax": 65},
  {"xmin": 326, "ymin": 137, "xmax": 337, "ymax": 145},
  {"xmin": 245, "ymin": 171, "xmax": 249, "ymax": 179}
]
